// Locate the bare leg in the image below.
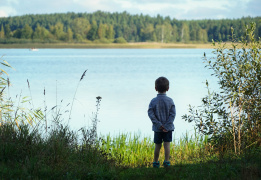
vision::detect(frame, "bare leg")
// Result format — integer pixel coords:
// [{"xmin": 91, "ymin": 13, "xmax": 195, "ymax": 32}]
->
[
  {"xmin": 154, "ymin": 143, "xmax": 162, "ymax": 162},
  {"xmin": 164, "ymin": 142, "xmax": 170, "ymax": 161}
]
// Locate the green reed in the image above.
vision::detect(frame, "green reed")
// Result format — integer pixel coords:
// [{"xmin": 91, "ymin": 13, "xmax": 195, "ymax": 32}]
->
[{"xmin": 100, "ymin": 131, "xmax": 213, "ymax": 168}]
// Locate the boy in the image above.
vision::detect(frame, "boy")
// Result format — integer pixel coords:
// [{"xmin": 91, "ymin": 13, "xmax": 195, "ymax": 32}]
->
[{"xmin": 148, "ymin": 77, "xmax": 176, "ymax": 168}]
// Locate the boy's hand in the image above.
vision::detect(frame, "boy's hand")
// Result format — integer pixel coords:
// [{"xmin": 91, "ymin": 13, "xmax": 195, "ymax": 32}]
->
[
  {"xmin": 162, "ymin": 128, "xmax": 168, "ymax": 132},
  {"xmin": 159, "ymin": 126, "xmax": 168, "ymax": 132}
]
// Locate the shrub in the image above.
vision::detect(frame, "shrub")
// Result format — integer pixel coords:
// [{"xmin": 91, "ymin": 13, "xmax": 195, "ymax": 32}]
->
[
  {"xmin": 114, "ymin": 37, "xmax": 127, "ymax": 43},
  {"xmin": 183, "ymin": 23, "xmax": 261, "ymax": 155}
]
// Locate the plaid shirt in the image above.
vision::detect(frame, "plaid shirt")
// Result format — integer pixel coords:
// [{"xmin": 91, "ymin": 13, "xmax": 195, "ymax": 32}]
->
[{"xmin": 148, "ymin": 93, "xmax": 176, "ymax": 132}]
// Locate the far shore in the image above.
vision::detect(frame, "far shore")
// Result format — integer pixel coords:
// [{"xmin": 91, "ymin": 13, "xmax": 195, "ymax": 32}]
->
[{"xmin": 0, "ymin": 42, "xmax": 217, "ymax": 49}]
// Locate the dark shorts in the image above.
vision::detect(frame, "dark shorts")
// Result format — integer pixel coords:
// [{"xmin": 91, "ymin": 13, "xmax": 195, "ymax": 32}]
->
[{"xmin": 154, "ymin": 131, "xmax": 173, "ymax": 144}]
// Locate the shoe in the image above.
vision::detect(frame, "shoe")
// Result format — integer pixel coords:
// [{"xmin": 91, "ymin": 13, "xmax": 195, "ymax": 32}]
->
[
  {"xmin": 153, "ymin": 161, "xmax": 160, "ymax": 168},
  {"xmin": 163, "ymin": 160, "xmax": 170, "ymax": 168}
]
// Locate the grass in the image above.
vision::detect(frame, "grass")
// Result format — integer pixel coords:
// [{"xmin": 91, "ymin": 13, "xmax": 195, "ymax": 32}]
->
[
  {"xmin": 0, "ymin": 123, "xmax": 118, "ymax": 179},
  {"xmin": 118, "ymin": 158, "xmax": 261, "ymax": 180},
  {"xmin": 0, "ymin": 123, "xmax": 260, "ymax": 179},
  {"xmin": 99, "ymin": 132, "xmax": 212, "ymax": 168}
]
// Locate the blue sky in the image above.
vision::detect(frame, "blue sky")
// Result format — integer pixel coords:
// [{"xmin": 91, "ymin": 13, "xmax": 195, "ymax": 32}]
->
[{"xmin": 0, "ymin": 0, "xmax": 260, "ymax": 19}]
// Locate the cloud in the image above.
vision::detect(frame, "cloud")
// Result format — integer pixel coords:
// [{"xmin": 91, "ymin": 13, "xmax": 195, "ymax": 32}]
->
[
  {"xmin": 0, "ymin": 6, "xmax": 17, "ymax": 17},
  {"xmin": 76, "ymin": 0, "xmax": 119, "ymax": 12},
  {"xmin": 108, "ymin": 0, "xmax": 234, "ymax": 19},
  {"xmin": 0, "ymin": 0, "xmax": 18, "ymax": 17},
  {"xmin": 180, "ymin": 6, "xmax": 230, "ymax": 20},
  {"xmin": 245, "ymin": 0, "xmax": 261, "ymax": 17},
  {"xmin": 0, "ymin": 10, "xmax": 8, "ymax": 17},
  {"xmin": 0, "ymin": 0, "xmax": 19, "ymax": 6}
]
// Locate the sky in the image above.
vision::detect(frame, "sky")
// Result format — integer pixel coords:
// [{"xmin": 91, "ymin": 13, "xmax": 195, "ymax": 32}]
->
[{"xmin": 0, "ymin": 0, "xmax": 260, "ymax": 20}]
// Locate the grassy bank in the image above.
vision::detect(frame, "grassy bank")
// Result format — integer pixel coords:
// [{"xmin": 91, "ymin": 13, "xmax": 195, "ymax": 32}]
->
[
  {"xmin": 0, "ymin": 42, "xmax": 214, "ymax": 49},
  {"xmin": 0, "ymin": 123, "xmax": 260, "ymax": 179},
  {"xmin": 99, "ymin": 132, "xmax": 211, "ymax": 168}
]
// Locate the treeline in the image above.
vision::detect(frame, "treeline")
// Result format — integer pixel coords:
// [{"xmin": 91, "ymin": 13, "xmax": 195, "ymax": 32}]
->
[{"xmin": 0, "ymin": 11, "xmax": 260, "ymax": 43}]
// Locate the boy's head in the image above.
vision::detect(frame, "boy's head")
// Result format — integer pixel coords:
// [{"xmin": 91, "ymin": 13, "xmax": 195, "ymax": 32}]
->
[{"xmin": 155, "ymin": 77, "xmax": 169, "ymax": 93}]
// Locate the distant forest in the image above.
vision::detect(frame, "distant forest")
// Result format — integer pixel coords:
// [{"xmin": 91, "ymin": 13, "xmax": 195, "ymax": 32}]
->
[{"xmin": 0, "ymin": 11, "xmax": 260, "ymax": 43}]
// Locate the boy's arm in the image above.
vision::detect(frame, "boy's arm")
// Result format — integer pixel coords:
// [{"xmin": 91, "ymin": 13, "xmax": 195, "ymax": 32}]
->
[
  {"xmin": 148, "ymin": 103, "xmax": 162, "ymax": 130},
  {"xmin": 165, "ymin": 103, "xmax": 176, "ymax": 131}
]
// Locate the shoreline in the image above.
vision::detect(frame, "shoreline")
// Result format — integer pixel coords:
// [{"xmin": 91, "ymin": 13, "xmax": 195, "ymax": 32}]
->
[{"xmin": 0, "ymin": 42, "xmax": 215, "ymax": 49}]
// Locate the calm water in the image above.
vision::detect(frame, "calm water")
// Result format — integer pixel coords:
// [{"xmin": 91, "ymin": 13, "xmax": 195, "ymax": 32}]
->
[{"xmin": 0, "ymin": 48, "xmax": 218, "ymax": 139}]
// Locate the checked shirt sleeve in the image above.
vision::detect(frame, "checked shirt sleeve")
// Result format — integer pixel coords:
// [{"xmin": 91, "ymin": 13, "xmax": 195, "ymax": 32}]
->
[
  {"xmin": 148, "ymin": 101, "xmax": 162, "ymax": 130},
  {"xmin": 164, "ymin": 101, "xmax": 176, "ymax": 131}
]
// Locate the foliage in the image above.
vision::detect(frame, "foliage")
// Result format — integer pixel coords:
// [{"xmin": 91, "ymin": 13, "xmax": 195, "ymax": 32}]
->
[
  {"xmin": 1, "ymin": 123, "xmax": 260, "ymax": 179},
  {"xmin": 0, "ymin": 63, "xmax": 113, "ymax": 178},
  {"xmin": 100, "ymin": 132, "xmax": 211, "ymax": 168},
  {"xmin": 114, "ymin": 37, "xmax": 127, "ymax": 43},
  {"xmin": 0, "ymin": 123, "xmax": 118, "ymax": 179},
  {"xmin": 182, "ymin": 23, "xmax": 261, "ymax": 155},
  {"xmin": 0, "ymin": 57, "xmax": 44, "ymax": 128},
  {"xmin": 0, "ymin": 11, "xmax": 260, "ymax": 43}
]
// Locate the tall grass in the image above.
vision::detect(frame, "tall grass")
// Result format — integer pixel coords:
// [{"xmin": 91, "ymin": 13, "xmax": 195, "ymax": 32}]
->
[
  {"xmin": 0, "ymin": 123, "xmax": 118, "ymax": 179},
  {"xmin": 1, "ymin": 121, "xmax": 260, "ymax": 179},
  {"xmin": 100, "ymin": 133, "xmax": 154, "ymax": 167},
  {"xmin": 0, "ymin": 58, "xmax": 116, "ymax": 178},
  {"xmin": 100, "ymin": 131, "xmax": 213, "ymax": 168},
  {"xmin": 0, "ymin": 82, "xmax": 115, "ymax": 178}
]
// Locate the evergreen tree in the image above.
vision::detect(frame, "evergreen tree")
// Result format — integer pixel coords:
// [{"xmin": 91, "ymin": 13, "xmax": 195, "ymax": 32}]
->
[
  {"xmin": 106, "ymin": 25, "xmax": 115, "ymax": 39},
  {"xmin": 198, "ymin": 29, "xmax": 208, "ymax": 43},
  {"xmin": 33, "ymin": 24, "xmax": 43, "ymax": 39},
  {"xmin": 155, "ymin": 24, "xmax": 164, "ymax": 43},
  {"xmin": 4, "ymin": 24, "xmax": 11, "ymax": 38},
  {"xmin": 212, "ymin": 25, "xmax": 220, "ymax": 41},
  {"xmin": 87, "ymin": 20, "xmax": 98, "ymax": 40},
  {"xmin": 181, "ymin": 22, "xmax": 190, "ymax": 43},
  {"xmin": 140, "ymin": 23, "xmax": 154, "ymax": 41},
  {"xmin": 220, "ymin": 25, "xmax": 228, "ymax": 41},
  {"xmin": 21, "ymin": 24, "xmax": 33, "ymax": 39},
  {"xmin": 97, "ymin": 23, "xmax": 106, "ymax": 39},
  {"xmin": 122, "ymin": 25, "xmax": 132, "ymax": 41},
  {"xmin": 190, "ymin": 22, "xmax": 198, "ymax": 41},
  {"xmin": 13, "ymin": 29, "xmax": 22, "ymax": 39},
  {"xmin": 163, "ymin": 22, "xmax": 173, "ymax": 43},
  {"xmin": 0, "ymin": 24, "xmax": 4, "ymax": 39},
  {"xmin": 71, "ymin": 18, "xmax": 91, "ymax": 40},
  {"xmin": 67, "ymin": 27, "xmax": 73, "ymax": 42},
  {"xmin": 172, "ymin": 24, "xmax": 178, "ymax": 42},
  {"xmin": 114, "ymin": 24, "xmax": 123, "ymax": 38},
  {"xmin": 50, "ymin": 22, "xmax": 66, "ymax": 40}
]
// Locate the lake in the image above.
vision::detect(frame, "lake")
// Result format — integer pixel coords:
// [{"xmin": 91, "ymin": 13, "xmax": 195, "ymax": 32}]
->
[{"xmin": 0, "ymin": 48, "xmax": 218, "ymax": 140}]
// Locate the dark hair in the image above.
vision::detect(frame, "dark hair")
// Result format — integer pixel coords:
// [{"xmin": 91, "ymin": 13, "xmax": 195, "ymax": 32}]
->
[{"xmin": 155, "ymin": 77, "xmax": 169, "ymax": 93}]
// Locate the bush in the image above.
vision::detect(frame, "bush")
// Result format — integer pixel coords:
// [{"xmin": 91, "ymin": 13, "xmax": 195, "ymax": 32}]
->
[
  {"xmin": 183, "ymin": 22, "xmax": 261, "ymax": 155},
  {"xmin": 114, "ymin": 37, "xmax": 127, "ymax": 43}
]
